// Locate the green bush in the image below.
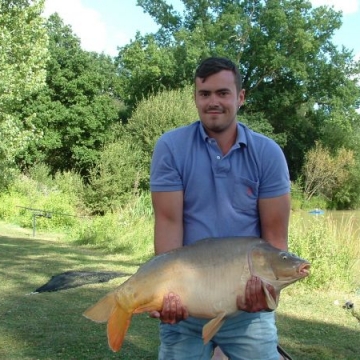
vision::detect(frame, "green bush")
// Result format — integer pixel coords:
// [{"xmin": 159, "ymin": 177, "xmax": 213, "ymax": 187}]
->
[
  {"xmin": 70, "ymin": 194, "xmax": 154, "ymax": 261},
  {"xmin": 85, "ymin": 138, "xmax": 147, "ymax": 214},
  {"xmin": 85, "ymin": 86, "xmax": 198, "ymax": 213},
  {"xmin": 124, "ymin": 85, "xmax": 198, "ymax": 187},
  {"xmin": 0, "ymin": 169, "xmax": 84, "ymax": 231}
]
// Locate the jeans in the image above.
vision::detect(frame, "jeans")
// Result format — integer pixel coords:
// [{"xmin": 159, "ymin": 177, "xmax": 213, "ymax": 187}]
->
[{"xmin": 158, "ymin": 312, "xmax": 279, "ymax": 360}]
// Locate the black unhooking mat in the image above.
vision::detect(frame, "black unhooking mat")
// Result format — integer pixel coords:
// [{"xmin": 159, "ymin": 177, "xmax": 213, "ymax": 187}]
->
[{"xmin": 33, "ymin": 271, "xmax": 129, "ymax": 293}]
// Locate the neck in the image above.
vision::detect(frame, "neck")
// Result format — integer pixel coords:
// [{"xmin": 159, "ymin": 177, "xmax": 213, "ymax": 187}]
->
[{"xmin": 206, "ymin": 123, "xmax": 237, "ymax": 155}]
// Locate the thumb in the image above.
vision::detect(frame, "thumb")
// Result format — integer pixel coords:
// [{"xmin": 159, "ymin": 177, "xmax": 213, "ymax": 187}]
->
[{"xmin": 149, "ymin": 311, "xmax": 161, "ymax": 319}]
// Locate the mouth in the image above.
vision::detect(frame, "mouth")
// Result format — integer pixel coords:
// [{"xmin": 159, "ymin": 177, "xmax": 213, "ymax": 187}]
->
[
  {"xmin": 298, "ymin": 263, "xmax": 311, "ymax": 277},
  {"xmin": 206, "ymin": 108, "xmax": 223, "ymax": 114}
]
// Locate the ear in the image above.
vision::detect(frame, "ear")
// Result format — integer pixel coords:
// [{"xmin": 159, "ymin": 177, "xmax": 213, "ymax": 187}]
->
[{"xmin": 238, "ymin": 89, "xmax": 245, "ymax": 108}]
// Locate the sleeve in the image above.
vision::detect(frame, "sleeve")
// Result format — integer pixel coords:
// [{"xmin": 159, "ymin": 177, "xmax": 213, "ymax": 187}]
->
[
  {"xmin": 258, "ymin": 139, "xmax": 290, "ymax": 199},
  {"xmin": 150, "ymin": 135, "xmax": 184, "ymax": 192}
]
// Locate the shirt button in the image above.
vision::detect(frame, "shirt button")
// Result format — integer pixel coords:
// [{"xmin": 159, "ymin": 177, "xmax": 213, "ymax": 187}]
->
[{"xmin": 216, "ymin": 155, "xmax": 221, "ymax": 160}]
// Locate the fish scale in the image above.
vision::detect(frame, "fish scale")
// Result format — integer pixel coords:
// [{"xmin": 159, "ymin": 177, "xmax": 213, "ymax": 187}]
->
[{"xmin": 83, "ymin": 236, "xmax": 310, "ymax": 353}]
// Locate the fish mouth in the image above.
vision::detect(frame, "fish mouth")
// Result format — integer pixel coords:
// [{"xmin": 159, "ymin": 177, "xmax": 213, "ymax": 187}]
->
[{"xmin": 298, "ymin": 263, "xmax": 311, "ymax": 277}]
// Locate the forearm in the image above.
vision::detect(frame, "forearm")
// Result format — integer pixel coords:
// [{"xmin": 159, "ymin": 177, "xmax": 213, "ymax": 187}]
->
[
  {"xmin": 152, "ymin": 191, "xmax": 184, "ymax": 255},
  {"xmin": 154, "ymin": 217, "xmax": 183, "ymax": 255},
  {"xmin": 259, "ymin": 193, "xmax": 290, "ymax": 251}
]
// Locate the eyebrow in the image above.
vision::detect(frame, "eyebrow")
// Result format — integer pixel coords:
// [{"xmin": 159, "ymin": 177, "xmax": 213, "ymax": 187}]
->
[{"xmin": 197, "ymin": 88, "xmax": 231, "ymax": 93}]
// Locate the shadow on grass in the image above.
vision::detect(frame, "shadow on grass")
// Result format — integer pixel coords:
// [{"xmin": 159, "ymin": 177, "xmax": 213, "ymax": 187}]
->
[
  {"xmin": 276, "ymin": 313, "xmax": 359, "ymax": 360},
  {"xmin": 0, "ymin": 233, "xmax": 157, "ymax": 359},
  {"xmin": 0, "ymin": 235, "xmax": 140, "ymax": 293},
  {"xmin": 1, "ymin": 234, "xmax": 359, "ymax": 360}
]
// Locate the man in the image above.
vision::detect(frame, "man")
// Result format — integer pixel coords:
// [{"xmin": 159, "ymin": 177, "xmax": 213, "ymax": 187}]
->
[{"xmin": 150, "ymin": 57, "xmax": 291, "ymax": 360}]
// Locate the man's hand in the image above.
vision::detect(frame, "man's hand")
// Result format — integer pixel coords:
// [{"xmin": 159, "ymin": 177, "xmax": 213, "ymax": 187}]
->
[
  {"xmin": 149, "ymin": 292, "xmax": 189, "ymax": 324},
  {"xmin": 236, "ymin": 276, "xmax": 277, "ymax": 312}
]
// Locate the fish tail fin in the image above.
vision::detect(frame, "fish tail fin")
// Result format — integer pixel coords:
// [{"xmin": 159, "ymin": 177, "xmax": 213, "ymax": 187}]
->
[
  {"xmin": 83, "ymin": 292, "xmax": 132, "ymax": 352},
  {"xmin": 202, "ymin": 312, "xmax": 226, "ymax": 344},
  {"xmin": 83, "ymin": 292, "xmax": 117, "ymax": 323},
  {"xmin": 107, "ymin": 304, "xmax": 132, "ymax": 352}
]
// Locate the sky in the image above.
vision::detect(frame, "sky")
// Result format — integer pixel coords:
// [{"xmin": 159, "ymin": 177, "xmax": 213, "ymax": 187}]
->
[{"xmin": 43, "ymin": 0, "xmax": 360, "ymax": 60}]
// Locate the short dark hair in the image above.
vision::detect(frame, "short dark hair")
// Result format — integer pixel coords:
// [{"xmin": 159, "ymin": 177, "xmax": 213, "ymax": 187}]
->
[{"xmin": 194, "ymin": 57, "xmax": 243, "ymax": 92}]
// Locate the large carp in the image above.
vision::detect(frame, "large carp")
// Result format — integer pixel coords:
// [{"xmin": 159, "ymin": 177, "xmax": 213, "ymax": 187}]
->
[{"xmin": 83, "ymin": 237, "xmax": 310, "ymax": 352}]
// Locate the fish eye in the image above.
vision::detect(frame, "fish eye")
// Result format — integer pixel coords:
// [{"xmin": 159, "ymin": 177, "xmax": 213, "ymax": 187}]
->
[{"xmin": 280, "ymin": 252, "xmax": 288, "ymax": 260}]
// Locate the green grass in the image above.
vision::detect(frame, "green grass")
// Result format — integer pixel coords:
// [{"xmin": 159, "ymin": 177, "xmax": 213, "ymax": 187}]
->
[
  {"xmin": 1, "ymin": 221, "xmax": 359, "ymax": 360},
  {"xmin": 0, "ymin": 224, "xmax": 158, "ymax": 360}
]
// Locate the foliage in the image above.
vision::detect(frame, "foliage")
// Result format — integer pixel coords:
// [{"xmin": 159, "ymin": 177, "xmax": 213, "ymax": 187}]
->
[
  {"xmin": 0, "ymin": 0, "xmax": 48, "ymax": 113},
  {"xmin": 303, "ymin": 142, "xmax": 355, "ymax": 202},
  {"xmin": 85, "ymin": 85, "xmax": 198, "ymax": 213},
  {"xmin": 85, "ymin": 138, "xmax": 147, "ymax": 214},
  {"xmin": 0, "ymin": 0, "xmax": 48, "ymax": 189},
  {"xmin": 124, "ymin": 85, "xmax": 198, "ymax": 182},
  {"xmin": 329, "ymin": 159, "xmax": 360, "ymax": 210},
  {"xmin": 289, "ymin": 212, "xmax": 359, "ymax": 292},
  {"xmin": 240, "ymin": 111, "xmax": 287, "ymax": 147},
  {"xmin": 3, "ymin": 163, "xmax": 359, "ymax": 295},
  {"xmin": 116, "ymin": 32, "xmax": 179, "ymax": 109},
  {"xmin": 2, "ymin": 0, "xmax": 360, "ymax": 212},
  {"xmin": 0, "ymin": 167, "xmax": 85, "ymax": 231},
  {"xmin": 15, "ymin": 14, "xmax": 123, "ymax": 176},
  {"xmin": 290, "ymin": 181, "xmax": 304, "ymax": 211},
  {"xmin": 118, "ymin": 0, "xmax": 360, "ymax": 179},
  {"xmin": 66, "ymin": 192, "xmax": 154, "ymax": 260}
]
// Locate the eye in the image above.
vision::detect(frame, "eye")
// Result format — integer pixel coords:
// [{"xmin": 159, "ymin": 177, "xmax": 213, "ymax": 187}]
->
[
  {"xmin": 280, "ymin": 253, "xmax": 288, "ymax": 260},
  {"xmin": 199, "ymin": 92, "xmax": 210, "ymax": 97}
]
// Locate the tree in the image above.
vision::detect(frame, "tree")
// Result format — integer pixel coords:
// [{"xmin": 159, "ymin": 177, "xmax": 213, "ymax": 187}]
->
[
  {"xmin": 86, "ymin": 85, "xmax": 198, "ymax": 212},
  {"xmin": 117, "ymin": 0, "xmax": 360, "ymax": 179},
  {"xmin": 303, "ymin": 142, "xmax": 355, "ymax": 202},
  {"xmin": 16, "ymin": 14, "xmax": 124, "ymax": 176},
  {"xmin": 86, "ymin": 139, "xmax": 145, "ymax": 214},
  {"xmin": 0, "ymin": 0, "xmax": 48, "ymax": 187}
]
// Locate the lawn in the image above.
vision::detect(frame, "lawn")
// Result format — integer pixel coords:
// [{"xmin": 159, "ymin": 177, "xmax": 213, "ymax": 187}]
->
[{"xmin": 0, "ymin": 223, "xmax": 359, "ymax": 360}]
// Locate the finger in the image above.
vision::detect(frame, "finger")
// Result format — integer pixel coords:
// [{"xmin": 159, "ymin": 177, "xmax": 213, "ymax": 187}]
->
[
  {"xmin": 168, "ymin": 293, "xmax": 178, "ymax": 322},
  {"xmin": 254, "ymin": 276, "xmax": 268, "ymax": 311},
  {"xmin": 245, "ymin": 276, "xmax": 258, "ymax": 309},
  {"xmin": 161, "ymin": 293, "xmax": 177, "ymax": 324},
  {"xmin": 160, "ymin": 294, "xmax": 171, "ymax": 322},
  {"xmin": 244, "ymin": 276, "xmax": 263, "ymax": 312},
  {"xmin": 182, "ymin": 305, "xmax": 189, "ymax": 320},
  {"xmin": 175, "ymin": 295, "xmax": 183, "ymax": 320},
  {"xmin": 149, "ymin": 311, "xmax": 161, "ymax": 319}
]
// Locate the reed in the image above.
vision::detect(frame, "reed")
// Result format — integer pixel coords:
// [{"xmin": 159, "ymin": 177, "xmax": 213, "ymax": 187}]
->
[{"xmin": 289, "ymin": 211, "xmax": 359, "ymax": 292}]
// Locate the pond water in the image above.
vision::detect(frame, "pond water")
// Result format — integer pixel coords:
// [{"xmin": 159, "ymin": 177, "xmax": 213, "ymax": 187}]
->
[{"xmin": 293, "ymin": 209, "xmax": 360, "ymax": 230}]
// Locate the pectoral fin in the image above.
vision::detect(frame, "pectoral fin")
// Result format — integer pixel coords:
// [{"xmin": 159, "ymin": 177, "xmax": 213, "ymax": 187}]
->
[
  {"xmin": 202, "ymin": 312, "xmax": 226, "ymax": 344},
  {"xmin": 133, "ymin": 296, "xmax": 163, "ymax": 314},
  {"xmin": 262, "ymin": 283, "xmax": 279, "ymax": 310}
]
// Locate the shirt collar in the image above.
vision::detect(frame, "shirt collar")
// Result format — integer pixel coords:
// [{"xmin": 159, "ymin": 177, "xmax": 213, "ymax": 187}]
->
[{"xmin": 198, "ymin": 121, "xmax": 247, "ymax": 147}]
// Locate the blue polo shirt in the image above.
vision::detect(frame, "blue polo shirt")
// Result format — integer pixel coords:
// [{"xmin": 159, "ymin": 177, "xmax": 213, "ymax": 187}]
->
[{"xmin": 150, "ymin": 121, "xmax": 290, "ymax": 245}]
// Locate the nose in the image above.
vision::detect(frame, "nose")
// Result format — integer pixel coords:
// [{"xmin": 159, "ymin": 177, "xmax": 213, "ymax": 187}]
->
[{"xmin": 208, "ymin": 93, "xmax": 219, "ymax": 107}]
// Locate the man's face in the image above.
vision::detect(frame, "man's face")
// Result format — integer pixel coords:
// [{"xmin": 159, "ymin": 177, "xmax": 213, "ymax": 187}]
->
[{"xmin": 195, "ymin": 70, "xmax": 245, "ymax": 135}]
